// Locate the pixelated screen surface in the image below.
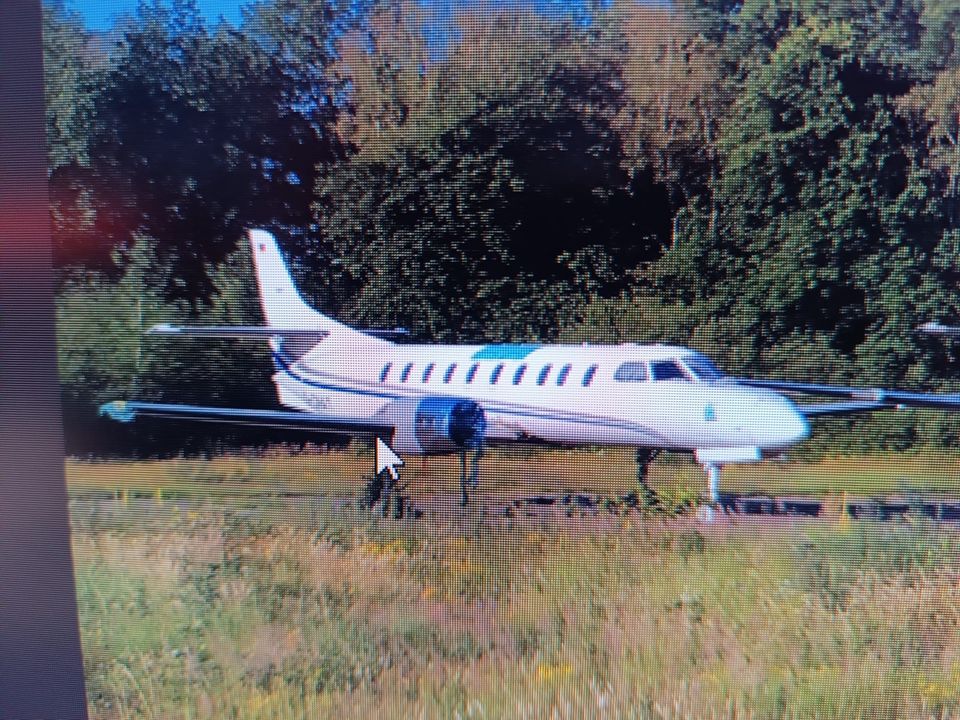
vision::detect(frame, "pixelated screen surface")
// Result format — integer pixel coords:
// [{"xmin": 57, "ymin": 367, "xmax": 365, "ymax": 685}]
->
[{"xmin": 48, "ymin": 0, "xmax": 960, "ymax": 716}]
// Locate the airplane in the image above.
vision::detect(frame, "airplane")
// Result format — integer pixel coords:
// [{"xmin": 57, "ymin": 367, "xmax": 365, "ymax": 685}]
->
[{"xmin": 99, "ymin": 229, "xmax": 960, "ymax": 515}]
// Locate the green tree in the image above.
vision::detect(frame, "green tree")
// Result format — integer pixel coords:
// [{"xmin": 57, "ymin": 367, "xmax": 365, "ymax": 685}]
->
[
  {"xmin": 44, "ymin": 3, "xmax": 102, "ymax": 172},
  {"xmin": 312, "ymin": 8, "xmax": 664, "ymax": 341},
  {"xmin": 723, "ymin": 0, "xmax": 926, "ymax": 79},
  {"xmin": 73, "ymin": 0, "xmax": 351, "ymax": 299},
  {"xmin": 658, "ymin": 21, "xmax": 942, "ymax": 382},
  {"xmin": 899, "ymin": 67, "xmax": 960, "ymax": 225},
  {"xmin": 604, "ymin": 2, "xmax": 730, "ymax": 232},
  {"xmin": 57, "ymin": 240, "xmax": 274, "ymax": 454},
  {"xmin": 673, "ymin": 0, "xmax": 742, "ymax": 43},
  {"xmin": 918, "ymin": 0, "xmax": 960, "ymax": 72},
  {"xmin": 329, "ymin": 0, "xmax": 433, "ymax": 159},
  {"xmin": 43, "ymin": 3, "xmax": 116, "ymax": 274}
]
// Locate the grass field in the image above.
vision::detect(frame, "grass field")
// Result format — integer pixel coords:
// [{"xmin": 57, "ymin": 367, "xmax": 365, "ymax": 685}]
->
[
  {"xmin": 66, "ymin": 445, "xmax": 960, "ymax": 500},
  {"xmin": 67, "ymin": 449, "xmax": 960, "ymax": 719}
]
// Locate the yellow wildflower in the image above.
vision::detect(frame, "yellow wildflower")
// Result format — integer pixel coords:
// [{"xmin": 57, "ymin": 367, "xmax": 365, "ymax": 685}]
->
[{"xmin": 535, "ymin": 662, "xmax": 572, "ymax": 683}]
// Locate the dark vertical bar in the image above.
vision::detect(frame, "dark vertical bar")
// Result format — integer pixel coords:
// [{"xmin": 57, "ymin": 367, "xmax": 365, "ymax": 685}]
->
[{"xmin": 0, "ymin": 1, "xmax": 89, "ymax": 717}]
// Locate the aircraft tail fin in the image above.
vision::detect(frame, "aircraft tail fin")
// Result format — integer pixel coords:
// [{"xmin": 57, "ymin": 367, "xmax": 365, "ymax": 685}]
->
[{"xmin": 248, "ymin": 229, "xmax": 388, "ymax": 346}]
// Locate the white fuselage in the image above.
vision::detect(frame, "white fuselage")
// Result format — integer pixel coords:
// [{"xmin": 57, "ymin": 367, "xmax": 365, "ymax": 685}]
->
[{"xmin": 269, "ymin": 339, "xmax": 810, "ymax": 456}]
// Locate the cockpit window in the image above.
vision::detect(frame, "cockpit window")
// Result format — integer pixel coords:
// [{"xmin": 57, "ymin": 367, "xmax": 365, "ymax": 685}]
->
[
  {"xmin": 683, "ymin": 356, "xmax": 724, "ymax": 382},
  {"xmin": 613, "ymin": 361, "xmax": 648, "ymax": 382},
  {"xmin": 650, "ymin": 360, "xmax": 691, "ymax": 381}
]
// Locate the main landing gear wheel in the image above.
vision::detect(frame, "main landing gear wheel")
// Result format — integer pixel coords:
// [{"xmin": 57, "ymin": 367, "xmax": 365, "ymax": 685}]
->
[
  {"xmin": 458, "ymin": 444, "xmax": 483, "ymax": 507},
  {"xmin": 363, "ymin": 468, "xmax": 408, "ymax": 519},
  {"xmin": 634, "ymin": 449, "xmax": 660, "ymax": 509}
]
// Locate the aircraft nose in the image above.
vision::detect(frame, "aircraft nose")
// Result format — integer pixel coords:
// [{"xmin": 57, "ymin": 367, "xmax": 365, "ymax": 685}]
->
[
  {"xmin": 724, "ymin": 390, "xmax": 809, "ymax": 449},
  {"xmin": 751, "ymin": 396, "xmax": 809, "ymax": 448}
]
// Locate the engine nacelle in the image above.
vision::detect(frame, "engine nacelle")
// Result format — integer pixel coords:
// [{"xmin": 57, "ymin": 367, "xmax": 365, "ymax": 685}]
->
[{"xmin": 374, "ymin": 397, "xmax": 486, "ymax": 455}]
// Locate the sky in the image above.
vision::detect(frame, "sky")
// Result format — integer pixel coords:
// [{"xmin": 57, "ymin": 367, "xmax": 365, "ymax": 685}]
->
[
  {"xmin": 65, "ymin": 0, "xmax": 245, "ymax": 29},
  {"xmin": 62, "ymin": 0, "xmax": 611, "ymax": 31}
]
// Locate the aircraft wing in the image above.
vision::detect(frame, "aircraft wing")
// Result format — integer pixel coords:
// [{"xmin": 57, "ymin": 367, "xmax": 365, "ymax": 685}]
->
[
  {"xmin": 919, "ymin": 322, "xmax": 960, "ymax": 338},
  {"xmin": 794, "ymin": 401, "xmax": 890, "ymax": 416},
  {"xmin": 98, "ymin": 401, "xmax": 393, "ymax": 436},
  {"xmin": 736, "ymin": 378, "xmax": 960, "ymax": 411}
]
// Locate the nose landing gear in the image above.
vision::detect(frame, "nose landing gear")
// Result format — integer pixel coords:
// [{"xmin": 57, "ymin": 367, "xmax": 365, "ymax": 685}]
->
[
  {"xmin": 701, "ymin": 462, "xmax": 721, "ymax": 522},
  {"xmin": 633, "ymin": 449, "xmax": 726, "ymax": 520}
]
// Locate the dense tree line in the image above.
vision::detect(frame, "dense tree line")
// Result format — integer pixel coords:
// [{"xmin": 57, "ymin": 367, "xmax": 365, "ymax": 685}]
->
[{"xmin": 46, "ymin": 0, "xmax": 960, "ymax": 454}]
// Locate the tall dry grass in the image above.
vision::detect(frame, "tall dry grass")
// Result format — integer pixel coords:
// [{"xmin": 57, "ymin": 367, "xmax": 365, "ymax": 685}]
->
[{"xmin": 70, "ymin": 475, "xmax": 960, "ymax": 719}]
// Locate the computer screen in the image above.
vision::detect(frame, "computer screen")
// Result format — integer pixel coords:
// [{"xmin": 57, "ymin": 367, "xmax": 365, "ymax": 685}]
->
[{"xmin": 20, "ymin": 0, "xmax": 960, "ymax": 716}]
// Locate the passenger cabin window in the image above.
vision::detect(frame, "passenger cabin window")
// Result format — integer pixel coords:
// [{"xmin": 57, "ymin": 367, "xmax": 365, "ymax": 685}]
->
[
  {"xmin": 379, "ymin": 363, "xmax": 392, "ymax": 382},
  {"xmin": 421, "ymin": 363, "xmax": 435, "ymax": 382},
  {"xmin": 513, "ymin": 364, "xmax": 527, "ymax": 385},
  {"xmin": 613, "ymin": 361, "xmax": 647, "ymax": 382},
  {"xmin": 465, "ymin": 363, "xmax": 479, "ymax": 383},
  {"xmin": 537, "ymin": 364, "xmax": 552, "ymax": 385},
  {"xmin": 650, "ymin": 360, "xmax": 690, "ymax": 381},
  {"xmin": 556, "ymin": 364, "xmax": 572, "ymax": 386},
  {"xmin": 582, "ymin": 364, "xmax": 598, "ymax": 387},
  {"xmin": 490, "ymin": 363, "xmax": 505, "ymax": 384},
  {"xmin": 400, "ymin": 362, "xmax": 413, "ymax": 382},
  {"xmin": 443, "ymin": 363, "xmax": 457, "ymax": 383}
]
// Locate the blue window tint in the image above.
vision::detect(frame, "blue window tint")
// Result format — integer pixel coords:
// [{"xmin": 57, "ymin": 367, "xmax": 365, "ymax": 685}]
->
[
  {"xmin": 536, "ymin": 364, "xmax": 552, "ymax": 385},
  {"xmin": 443, "ymin": 363, "xmax": 457, "ymax": 383},
  {"xmin": 379, "ymin": 363, "xmax": 392, "ymax": 382},
  {"xmin": 683, "ymin": 355, "xmax": 724, "ymax": 382},
  {"xmin": 422, "ymin": 363, "xmax": 435, "ymax": 382},
  {"xmin": 490, "ymin": 363, "xmax": 505, "ymax": 384},
  {"xmin": 465, "ymin": 363, "xmax": 479, "ymax": 383},
  {"xmin": 471, "ymin": 344, "xmax": 541, "ymax": 360},
  {"xmin": 613, "ymin": 362, "xmax": 648, "ymax": 382},
  {"xmin": 650, "ymin": 360, "xmax": 690, "ymax": 381},
  {"xmin": 582, "ymin": 364, "xmax": 599, "ymax": 387},
  {"xmin": 513, "ymin": 364, "xmax": 527, "ymax": 385},
  {"xmin": 556, "ymin": 364, "xmax": 572, "ymax": 386},
  {"xmin": 400, "ymin": 363, "xmax": 413, "ymax": 382}
]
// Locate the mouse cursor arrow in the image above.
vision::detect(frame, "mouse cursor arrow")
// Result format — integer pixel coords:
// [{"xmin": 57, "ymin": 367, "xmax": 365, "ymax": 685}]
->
[{"xmin": 375, "ymin": 437, "xmax": 404, "ymax": 480}]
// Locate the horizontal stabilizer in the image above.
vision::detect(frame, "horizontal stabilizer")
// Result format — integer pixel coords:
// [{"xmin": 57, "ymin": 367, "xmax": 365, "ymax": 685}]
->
[
  {"xmin": 99, "ymin": 400, "xmax": 393, "ymax": 436},
  {"xmin": 148, "ymin": 323, "xmax": 329, "ymax": 341}
]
